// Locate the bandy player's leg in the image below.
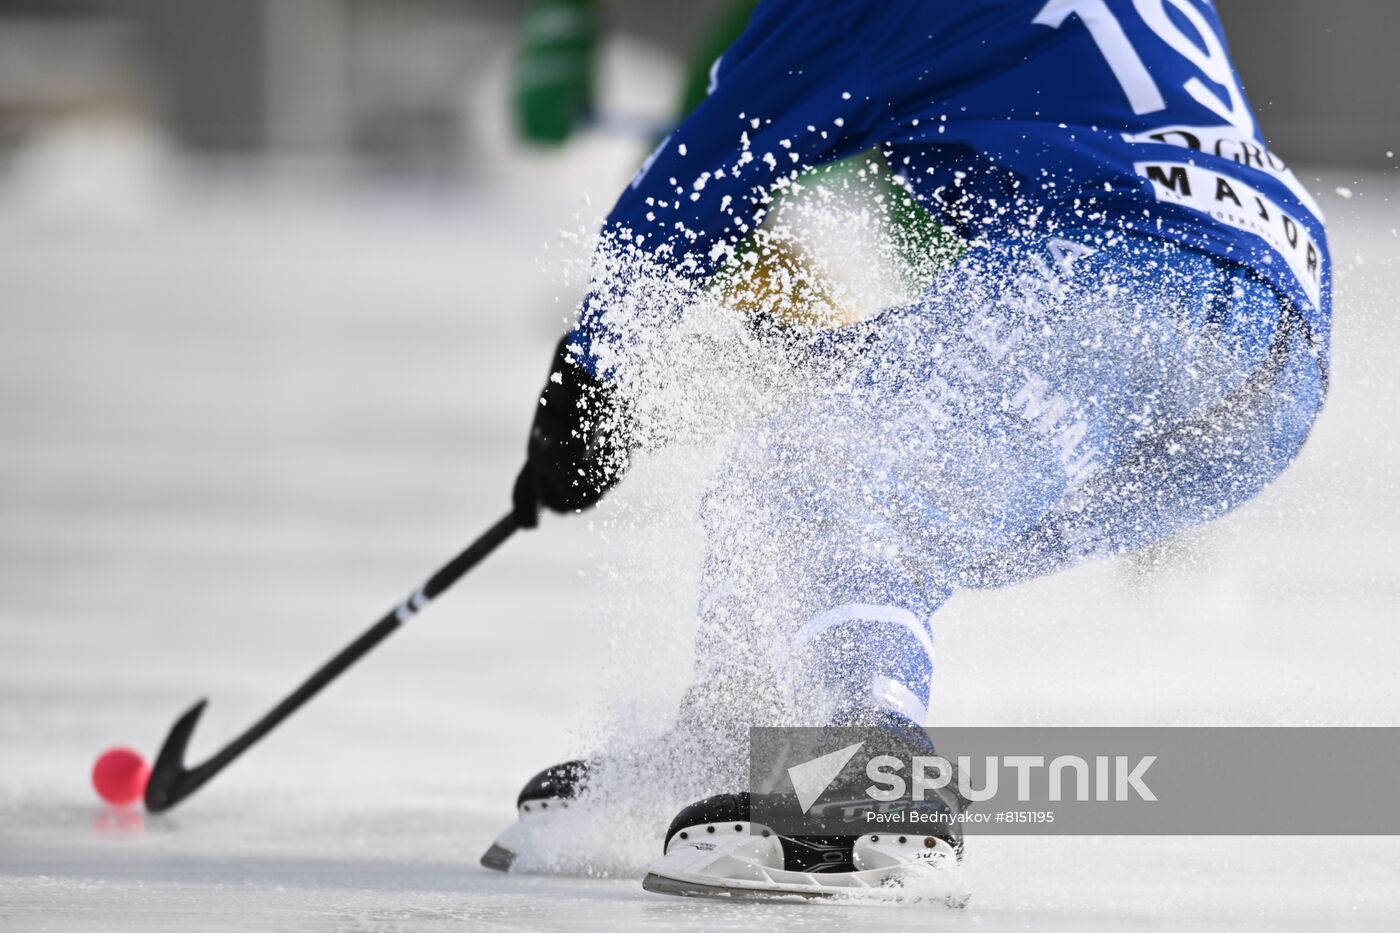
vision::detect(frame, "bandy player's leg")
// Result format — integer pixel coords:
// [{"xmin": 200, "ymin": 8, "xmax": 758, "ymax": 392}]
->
[
  {"xmin": 967, "ymin": 269, "xmax": 1324, "ymax": 587},
  {"xmin": 691, "ymin": 230, "xmax": 1322, "ymax": 729}
]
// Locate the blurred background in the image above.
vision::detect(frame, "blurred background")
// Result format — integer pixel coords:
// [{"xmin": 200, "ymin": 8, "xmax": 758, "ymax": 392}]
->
[
  {"xmin": 0, "ymin": 4, "xmax": 1398, "ymax": 928},
  {"xmin": 2, "ymin": 0, "xmax": 1399, "ymax": 793},
  {"xmin": 1, "ymin": 0, "xmax": 1398, "ymax": 771},
  {"xmin": 0, "ymin": 0, "xmax": 1394, "ymax": 171},
  {"xmin": 0, "ymin": 0, "xmax": 1395, "ymax": 172}
]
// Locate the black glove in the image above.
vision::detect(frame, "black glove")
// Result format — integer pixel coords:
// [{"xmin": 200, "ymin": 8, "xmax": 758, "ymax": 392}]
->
[{"xmin": 512, "ymin": 335, "xmax": 627, "ymax": 527}]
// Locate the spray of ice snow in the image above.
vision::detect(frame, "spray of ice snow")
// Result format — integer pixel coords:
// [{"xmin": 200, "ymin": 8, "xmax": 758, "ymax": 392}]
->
[{"xmin": 509, "ymin": 152, "xmax": 1326, "ymax": 878}]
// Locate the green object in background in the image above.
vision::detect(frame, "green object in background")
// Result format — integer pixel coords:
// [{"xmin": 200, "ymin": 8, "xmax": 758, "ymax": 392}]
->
[
  {"xmin": 513, "ymin": 0, "xmax": 601, "ymax": 146},
  {"xmin": 510, "ymin": 0, "xmax": 960, "ymax": 308},
  {"xmin": 673, "ymin": 0, "xmax": 959, "ymax": 303},
  {"xmin": 676, "ymin": 0, "xmax": 759, "ymax": 120}
]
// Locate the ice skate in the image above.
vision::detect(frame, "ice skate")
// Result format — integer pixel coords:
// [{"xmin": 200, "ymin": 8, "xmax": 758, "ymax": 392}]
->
[
  {"xmin": 478, "ymin": 724, "xmax": 751, "ymax": 875},
  {"xmin": 642, "ymin": 790, "xmax": 970, "ymax": 906},
  {"xmin": 480, "ymin": 760, "xmax": 592, "ymax": 872}
]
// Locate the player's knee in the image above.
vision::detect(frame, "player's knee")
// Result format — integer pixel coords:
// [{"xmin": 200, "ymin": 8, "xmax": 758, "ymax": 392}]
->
[{"xmin": 784, "ymin": 606, "xmax": 935, "ymax": 726}]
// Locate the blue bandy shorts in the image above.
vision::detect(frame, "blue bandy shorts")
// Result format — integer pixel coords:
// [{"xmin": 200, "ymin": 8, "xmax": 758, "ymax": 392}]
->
[{"xmin": 695, "ymin": 227, "xmax": 1325, "ymax": 725}]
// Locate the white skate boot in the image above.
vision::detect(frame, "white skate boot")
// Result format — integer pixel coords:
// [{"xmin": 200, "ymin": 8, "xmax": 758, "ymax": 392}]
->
[{"xmin": 641, "ymin": 792, "xmax": 970, "ymax": 905}]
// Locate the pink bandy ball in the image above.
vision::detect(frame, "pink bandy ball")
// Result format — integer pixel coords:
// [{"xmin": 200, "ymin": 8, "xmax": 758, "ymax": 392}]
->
[{"xmin": 92, "ymin": 746, "xmax": 151, "ymax": 807}]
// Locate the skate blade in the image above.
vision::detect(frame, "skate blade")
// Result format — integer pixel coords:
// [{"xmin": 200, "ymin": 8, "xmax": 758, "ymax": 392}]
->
[
  {"xmin": 479, "ymin": 843, "xmax": 515, "ymax": 873},
  {"xmin": 479, "ymin": 801, "xmax": 562, "ymax": 874},
  {"xmin": 641, "ymin": 862, "xmax": 968, "ymax": 902},
  {"xmin": 642, "ymin": 868, "xmax": 970, "ymax": 906},
  {"xmin": 642, "ymin": 871, "xmax": 843, "ymax": 901}
]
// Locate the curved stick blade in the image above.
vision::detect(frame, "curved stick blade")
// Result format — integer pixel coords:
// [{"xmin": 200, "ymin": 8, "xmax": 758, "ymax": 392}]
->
[
  {"xmin": 138, "ymin": 515, "xmax": 518, "ymax": 814},
  {"xmin": 144, "ymin": 699, "xmax": 208, "ymax": 812}
]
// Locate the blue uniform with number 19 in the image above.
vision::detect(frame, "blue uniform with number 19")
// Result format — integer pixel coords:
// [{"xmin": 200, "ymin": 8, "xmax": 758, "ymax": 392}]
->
[
  {"xmin": 578, "ymin": 1, "xmax": 1328, "ymax": 728},
  {"xmin": 578, "ymin": 0, "xmax": 1328, "ymax": 363}
]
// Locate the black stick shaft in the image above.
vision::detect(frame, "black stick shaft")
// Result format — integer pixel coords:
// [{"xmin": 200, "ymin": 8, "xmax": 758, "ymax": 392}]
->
[{"xmin": 144, "ymin": 512, "xmax": 520, "ymax": 811}]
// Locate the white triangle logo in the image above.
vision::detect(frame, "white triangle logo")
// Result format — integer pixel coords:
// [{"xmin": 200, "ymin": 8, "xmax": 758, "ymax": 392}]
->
[{"xmin": 787, "ymin": 742, "xmax": 865, "ymax": 814}]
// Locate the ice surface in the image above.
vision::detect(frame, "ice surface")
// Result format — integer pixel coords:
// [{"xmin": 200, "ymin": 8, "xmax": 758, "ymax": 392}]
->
[{"xmin": 1, "ymin": 155, "xmax": 1398, "ymax": 930}]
